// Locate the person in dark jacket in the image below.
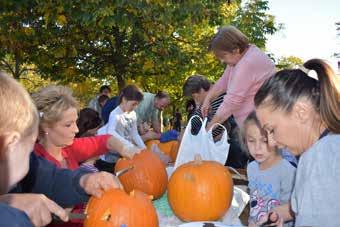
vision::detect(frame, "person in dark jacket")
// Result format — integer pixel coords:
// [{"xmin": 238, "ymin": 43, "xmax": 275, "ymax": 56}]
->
[
  {"xmin": 0, "ymin": 72, "xmax": 121, "ymax": 227},
  {"xmin": 101, "ymin": 96, "xmax": 119, "ymax": 124}
]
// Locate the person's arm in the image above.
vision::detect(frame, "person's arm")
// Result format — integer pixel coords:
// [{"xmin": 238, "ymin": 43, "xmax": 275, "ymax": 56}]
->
[
  {"xmin": 10, "ymin": 153, "xmax": 90, "ymax": 207},
  {"xmin": 0, "ymin": 203, "xmax": 34, "ymax": 227},
  {"xmin": 280, "ymin": 163, "xmax": 296, "ymax": 204},
  {"xmin": 206, "ymin": 66, "xmax": 255, "ymax": 130},
  {"xmin": 151, "ymin": 109, "xmax": 162, "ymax": 133},
  {"xmin": 201, "ymin": 68, "xmax": 230, "ymax": 117},
  {"xmin": 8, "ymin": 153, "xmax": 120, "ymax": 226},
  {"xmin": 69, "ymin": 135, "xmax": 111, "ymax": 163},
  {"xmin": 131, "ymin": 113, "xmax": 146, "ymax": 149}
]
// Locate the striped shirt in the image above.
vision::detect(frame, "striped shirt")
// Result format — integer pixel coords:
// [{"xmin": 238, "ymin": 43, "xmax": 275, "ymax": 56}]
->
[{"xmin": 191, "ymin": 93, "xmax": 237, "ymax": 138}]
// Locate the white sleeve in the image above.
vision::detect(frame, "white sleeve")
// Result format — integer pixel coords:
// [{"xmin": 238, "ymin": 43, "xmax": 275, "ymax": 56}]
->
[{"xmin": 131, "ymin": 112, "xmax": 146, "ymax": 149}]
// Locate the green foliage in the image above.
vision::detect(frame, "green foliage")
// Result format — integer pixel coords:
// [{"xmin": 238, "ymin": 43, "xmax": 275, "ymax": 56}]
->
[
  {"xmin": 0, "ymin": 0, "xmax": 280, "ymax": 113},
  {"xmin": 276, "ymin": 56, "xmax": 303, "ymax": 70}
]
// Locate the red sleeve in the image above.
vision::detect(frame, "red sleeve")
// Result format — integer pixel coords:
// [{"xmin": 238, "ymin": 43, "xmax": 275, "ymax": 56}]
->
[{"xmin": 66, "ymin": 135, "xmax": 111, "ymax": 163}]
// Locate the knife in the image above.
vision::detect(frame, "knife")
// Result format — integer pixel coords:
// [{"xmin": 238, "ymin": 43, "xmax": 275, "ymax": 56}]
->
[
  {"xmin": 115, "ymin": 165, "xmax": 134, "ymax": 177},
  {"xmin": 52, "ymin": 212, "xmax": 87, "ymax": 222}
]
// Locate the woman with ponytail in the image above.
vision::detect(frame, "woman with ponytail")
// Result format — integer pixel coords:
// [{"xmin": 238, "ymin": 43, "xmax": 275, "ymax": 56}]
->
[{"xmin": 253, "ymin": 59, "xmax": 340, "ymax": 226}]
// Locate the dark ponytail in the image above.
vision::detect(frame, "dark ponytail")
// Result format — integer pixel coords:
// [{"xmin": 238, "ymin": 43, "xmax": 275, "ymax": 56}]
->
[
  {"xmin": 255, "ymin": 58, "xmax": 339, "ymax": 133},
  {"xmin": 304, "ymin": 59, "xmax": 340, "ymax": 133}
]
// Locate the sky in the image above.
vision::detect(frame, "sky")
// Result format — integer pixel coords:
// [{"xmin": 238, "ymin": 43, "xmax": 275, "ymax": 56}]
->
[{"xmin": 265, "ymin": 0, "xmax": 340, "ymax": 72}]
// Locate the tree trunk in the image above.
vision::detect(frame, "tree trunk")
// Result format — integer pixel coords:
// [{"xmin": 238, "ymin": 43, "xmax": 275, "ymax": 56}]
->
[
  {"xmin": 14, "ymin": 52, "xmax": 21, "ymax": 80},
  {"xmin": 116, "ymin": 74, "xmax": 126, "ymax": 92}
]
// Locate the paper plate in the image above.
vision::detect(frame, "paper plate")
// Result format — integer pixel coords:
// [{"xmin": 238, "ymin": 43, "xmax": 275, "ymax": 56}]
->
[{"xmin": 179, "ymin": 222, "xmax": 245, "ymax": 227}]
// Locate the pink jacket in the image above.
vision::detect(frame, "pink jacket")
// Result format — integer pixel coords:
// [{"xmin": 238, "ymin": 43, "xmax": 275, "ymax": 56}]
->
[{"xmin": 214, "ymin": 45, "xmax": 275, "ymax": 126}]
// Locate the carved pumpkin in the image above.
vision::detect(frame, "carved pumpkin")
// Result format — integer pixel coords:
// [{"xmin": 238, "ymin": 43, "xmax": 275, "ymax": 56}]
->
[
  {"xmin": 145, "ymin": 140, "xmax": 179, "ymax": 162},
  {"xmin": 115, "ymin": 150, "xmax": 168, "ymax": 199},
  {"xmin": 84, "ymin": 189, "xmax": 158, "ymax": 227},
  {"xmin": 167, "ymin": 155, "xmax": 233, "ymax": 221}
]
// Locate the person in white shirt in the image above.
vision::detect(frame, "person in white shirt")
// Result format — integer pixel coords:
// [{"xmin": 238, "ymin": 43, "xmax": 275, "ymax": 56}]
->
[{"xmin": 95, "ymin": 85, "xmax": 145, "ymax": 172}]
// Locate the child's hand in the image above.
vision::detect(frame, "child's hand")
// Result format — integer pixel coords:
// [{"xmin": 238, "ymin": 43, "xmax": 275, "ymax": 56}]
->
[
  {"xmin": 121, "ymin": 145, "xmax": 142, "ymax": 159},
  {"xmin": 79, "ymin": 172, "xmax": 121, "ymax": 198},
  {"xmin": 257, "ymin": 211, "xmax": 283, "ymax": 227}
]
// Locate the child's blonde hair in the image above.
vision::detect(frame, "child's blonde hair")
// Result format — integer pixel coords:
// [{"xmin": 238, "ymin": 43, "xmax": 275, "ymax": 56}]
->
[
  {"xmin": 31, "ymin": 85, "xmax": 78, "ymax": 138},
  {"xmin": 0, "ymin": 72, "xmax": 38, "ymax": 154},
  {"xmin": 239, "ymin": 111, "xmax": 274, "ymax": 155}
]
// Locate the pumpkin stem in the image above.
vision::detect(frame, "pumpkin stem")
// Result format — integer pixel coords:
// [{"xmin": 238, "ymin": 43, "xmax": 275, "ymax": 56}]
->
[
  {"xmin": 194, "ymin": 154, "xmax": 202, "ymax": 165},
  {"xmin": 129, "ymin": 190, "xmax": 135, "ymax": 197}
]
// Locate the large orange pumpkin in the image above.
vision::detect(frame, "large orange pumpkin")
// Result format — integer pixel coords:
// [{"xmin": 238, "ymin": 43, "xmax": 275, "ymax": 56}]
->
[
  {"xmin": 145, "ymin": 140, "xmax": 179, "ymax": 162},
  {"xmin": 115, "ymin": 150, "xmax": 168, "ymax": 199},
  {"xmin": 167, "ymin": 155, "xmax": 233, "ymax": 221},
  {"xmin": 84, "ymin": 188, "xmax": 158, "ymax": 227}
]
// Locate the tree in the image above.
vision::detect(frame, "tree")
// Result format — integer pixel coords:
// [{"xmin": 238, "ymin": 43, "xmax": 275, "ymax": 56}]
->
[
  {"xmin": 0, "ymin": 0, "xmax": 281, "ymax": 109},
  {"xmin": 334, "ymin": 21, "xmax": 340, "ymax": 58},
  {"xmin": 276, "ymin": 56, "xmax": 303, "ymax": 70}
]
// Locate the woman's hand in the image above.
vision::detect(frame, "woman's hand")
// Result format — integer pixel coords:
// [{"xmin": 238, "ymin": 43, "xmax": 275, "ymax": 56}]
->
[
  {"xmin": 0, "ymin": 193, "xmax": 68, "ymax": 227},
  {"xmin": 79, "ymin": 171, "xmax": 121, "ymax": 198}
]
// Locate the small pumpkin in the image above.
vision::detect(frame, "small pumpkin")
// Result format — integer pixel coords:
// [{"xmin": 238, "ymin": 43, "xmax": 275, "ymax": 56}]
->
[
  {"xmin": 167, "ymin": 155, "xmax": 233, "ymax": 221},
  {"xmin": 115, "ymin": 150, "xmax": 168, "ymax": 199},
  {"xmin": 145, "ymin": 140, "xmax": 179, "ymax": 162},
  {"xmin": 84, "ymin": 188, "xmax": 158, "ymax": 227}
]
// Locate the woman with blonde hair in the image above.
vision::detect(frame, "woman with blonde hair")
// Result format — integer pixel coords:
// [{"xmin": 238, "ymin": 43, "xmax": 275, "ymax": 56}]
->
[{"xmin": 31, "ymin": 85, "xmax": 140, "ymax": 227}]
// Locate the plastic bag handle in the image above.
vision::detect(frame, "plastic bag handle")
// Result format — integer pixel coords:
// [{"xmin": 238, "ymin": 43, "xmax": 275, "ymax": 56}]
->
[{"xmin": 206, "ymin": 122, "xmax": 229, "ymax": 144}]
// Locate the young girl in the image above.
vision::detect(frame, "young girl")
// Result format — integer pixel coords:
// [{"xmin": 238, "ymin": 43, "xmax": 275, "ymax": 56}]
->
[
  {"xmin": 240, "ymin": 112, "xmax": 296, "ymax": 227},
  {"xmin": 254, "ymin": 59, "xmax": 340, "ymax": 226},
  {"xmin": 96, "ymin": 85, "xmax": 146, "ymax": 172}
]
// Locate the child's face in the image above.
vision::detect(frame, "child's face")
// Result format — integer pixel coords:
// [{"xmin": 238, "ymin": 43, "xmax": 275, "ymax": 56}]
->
[
  {"xmin": 125, "ymin": 100, "xmax": 139, "ymax": 112},
  {"xmin": 246, "ymin": 123, "xmax": 275, "ymax": 163},
  {"xmin": 43, "ymin": 107, "xmax": 79, "ymax": 148}
]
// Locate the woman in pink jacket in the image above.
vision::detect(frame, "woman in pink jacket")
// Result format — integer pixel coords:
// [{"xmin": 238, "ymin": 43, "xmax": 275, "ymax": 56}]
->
[{"xmin": 202, "ymin": 26, "xmax": 275, "ymax": 128}]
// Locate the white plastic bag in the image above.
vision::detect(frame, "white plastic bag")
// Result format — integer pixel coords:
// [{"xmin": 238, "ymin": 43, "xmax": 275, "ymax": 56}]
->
[{"xmin": 174, "ymin": 115, "xmax": 230, "ymax": 169}]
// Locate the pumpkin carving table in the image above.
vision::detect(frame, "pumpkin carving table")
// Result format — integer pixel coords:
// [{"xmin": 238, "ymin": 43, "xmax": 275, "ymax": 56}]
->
[{"xmin": 151, "ymin": 158, "xmax": 249, "ymax": 227}]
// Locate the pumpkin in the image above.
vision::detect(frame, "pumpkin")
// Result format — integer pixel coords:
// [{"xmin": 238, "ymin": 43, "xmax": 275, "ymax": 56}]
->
[
  {"xmin": 115, "ymin": 150, "xmax": 168, "ymax": 199},
  {"xmin": 167, "ymin": 155, "xmax": 233, "ymax": 221},
  {"xmin": 84, "ymin": 188, "xmax": 158, "ymax": 227},
  {"xmin": 145, "ymin": 139, "xmax": 160, "ymax": 150},
  {"xmin": 145, "ymin": 140, "xmax": 179, "ymax": 162}
]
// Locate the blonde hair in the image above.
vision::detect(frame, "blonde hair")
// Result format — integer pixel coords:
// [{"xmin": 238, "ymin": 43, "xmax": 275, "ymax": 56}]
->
[
  {"xmin": 239, "ymin": 111, "xmax": 277, "ymax": 155},
  {"xmin": 31, "ymin": 85, "xmax": 78, "ymax": 137},
  {"xmin": 209, "ymin": 25, "xmax": 249, "ymax": 53},
  {"xmin": 0, "ymin": 72, "xmax": 38, "ymax": 149}
]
